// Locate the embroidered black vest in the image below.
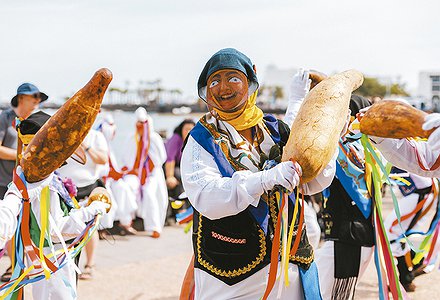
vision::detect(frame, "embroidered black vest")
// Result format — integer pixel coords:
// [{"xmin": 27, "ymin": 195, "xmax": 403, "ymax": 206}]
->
[{"xmin": 190, "ymin": 115, "xmax": 313, "ymax": 285}]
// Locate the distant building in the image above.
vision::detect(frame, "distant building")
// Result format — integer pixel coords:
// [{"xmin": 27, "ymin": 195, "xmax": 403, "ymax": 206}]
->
[
  {"xmin": 259, "ymin": 65, "xmax": 298, "ymax": 109},
  {"xmin": 419, "ymin": 71, "xmax": 440, "ymax": 111}
]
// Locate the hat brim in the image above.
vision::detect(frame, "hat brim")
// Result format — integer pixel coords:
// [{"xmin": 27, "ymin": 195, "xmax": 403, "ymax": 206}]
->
[{"xmin": 11, "ymin": 92, "xmax": 48, "ymax": 107}]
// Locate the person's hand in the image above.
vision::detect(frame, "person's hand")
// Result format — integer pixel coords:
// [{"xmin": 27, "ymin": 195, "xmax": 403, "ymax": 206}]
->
[
  {"xmin": 289, "ymin": 69, "xmax": 311, "ymax": 102},
  {"xmin": 70, "ymin": 200, "xmax": 110, "ymax": 222},
  {"xmin": 423, "ymin": 113, "xmax": 440, "ymax": 151},
  {"xmin": 166, "ymin": 176, "xmax": 179, "ymax": 189},
  {"xmin": 261, "ymin": 161, "xmax": 302, "ymax": 193}
]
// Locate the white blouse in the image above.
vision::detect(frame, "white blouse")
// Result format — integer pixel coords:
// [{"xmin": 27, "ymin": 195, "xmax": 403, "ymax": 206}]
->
[{"xmin": 181, "ymin": 114, "xmax": 336, "ymax": 220}]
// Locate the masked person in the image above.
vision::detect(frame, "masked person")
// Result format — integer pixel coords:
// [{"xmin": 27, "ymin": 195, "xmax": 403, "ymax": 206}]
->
[
  {"xmin": 122, "ymin": 107, "xmax": 168, "ymax": 238},
  {"xmin": 180, "ymin": 48, "xmax": 336, "ymax": 300},
  {"xmin": 2, "ymin": 111, "xmax": 109, "ymax": 299}
]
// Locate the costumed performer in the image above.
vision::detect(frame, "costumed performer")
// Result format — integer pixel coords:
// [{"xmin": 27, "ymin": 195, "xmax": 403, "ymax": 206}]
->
[
  {"xmin": 181, "ymin": 48, "xmax": 336, "ymax": 300},
  {"xmin": 96, "ymin": 114, "xmax": 138, "ymax": 234},
  {"xmin": 384, "ymin": 169, "xmax": 439, "ymax": 292},
  {"xmin": 122, "ymin": 107, "xmax": 168, "ymax": 238},
  {"xmin": 1, "ymin": 111, "xmax": 109, "ymax": 299}
]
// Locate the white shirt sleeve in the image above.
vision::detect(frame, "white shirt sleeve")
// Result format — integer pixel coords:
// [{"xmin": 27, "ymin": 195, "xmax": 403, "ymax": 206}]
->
[
  {"xmin": 0, "ymin": 194, "xmax": 21, "ymax": 248},
  {"xmin": 373, "ymin": 137, "xmax": 440, "ymax": 177},
  {"xmin": 30, "ymin": 189, "xmax": 87, "ymax": 242},
  {"xmin": 282, "ymin": 92, "xmax": 336, "ymax": 194},
  {"xmin": 150, "ymin": 132, "xmax": 167, "ymax": 167},
  {"xmin": 182, "ymin": 135, "xmax": 337, "ymax": 220},
  {"xmin": 181, "ymin": 136, "xmax": 262, "ymax": 220},
  {"xmin": 93, "ymin": 131, "xmax": 109, "ymax": 153}
]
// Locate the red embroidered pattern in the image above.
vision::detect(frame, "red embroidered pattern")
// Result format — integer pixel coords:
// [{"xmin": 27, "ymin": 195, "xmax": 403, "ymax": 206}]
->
[{"xmin": 211, "ymin": 231, "xmax": 246, "ymax": 244}]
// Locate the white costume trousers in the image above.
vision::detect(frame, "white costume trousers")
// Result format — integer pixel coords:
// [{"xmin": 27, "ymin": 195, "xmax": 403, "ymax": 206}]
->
[{"xmin": 194, "ymin": 264, "xmax": 303, "ymax": 300}]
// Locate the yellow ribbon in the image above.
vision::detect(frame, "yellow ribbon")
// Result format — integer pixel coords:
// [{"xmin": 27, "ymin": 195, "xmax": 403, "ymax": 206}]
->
[{"xmin": 39, "ymin": 186, "xmax": 52, "ymax": 279}]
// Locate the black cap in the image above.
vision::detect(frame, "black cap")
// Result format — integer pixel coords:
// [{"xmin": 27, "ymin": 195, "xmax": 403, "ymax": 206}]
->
[
  {"xmin": 19, "ymin": 111, "xmax": 51, "ymax": 135},
  {"xmin": 197, "ymin": 48, "xmax": 258, "ymax": 100},
  {"xmin": 349, "ymin": 94, "xmax": 372, "ymax": 116}
]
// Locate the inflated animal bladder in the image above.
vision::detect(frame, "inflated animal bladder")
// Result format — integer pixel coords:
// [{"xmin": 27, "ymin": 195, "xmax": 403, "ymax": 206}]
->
[
  {"xmin": 360, "ymin": 100, "xmax": 434, "ymax": 139},
  {"xmin": 282, "ymin": 69, "xmax": 364, "ymax": 183},
  {"xmin": 21, "ymin": 68, "xmax": 113, "ymax": 182}
]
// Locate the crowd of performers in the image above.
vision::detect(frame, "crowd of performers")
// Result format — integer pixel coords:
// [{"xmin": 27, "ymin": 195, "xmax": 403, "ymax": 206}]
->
[
  {"xmin": 2, "ymin": 48, "xmax": 440, "ymax": 300},
  {"xmin": 178, "ymin": 48, "xmax": 440, "ymax": 300},
  {"xmin": 0, "ymin": 81, "xmax": 194, "ymax": 299}
]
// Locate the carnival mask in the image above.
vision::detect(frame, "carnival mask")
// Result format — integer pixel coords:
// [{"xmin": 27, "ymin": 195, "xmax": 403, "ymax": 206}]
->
[{"xmin": 206, "ymin": 69, "xmax": 249, "ymax": 114}]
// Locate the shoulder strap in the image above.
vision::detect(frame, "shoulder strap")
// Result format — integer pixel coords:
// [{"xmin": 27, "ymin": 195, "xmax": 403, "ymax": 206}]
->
[
  {"xmin": 262, "ymin": 114, "xmax": 290, "ymax": 152},
  {"xmin": 189, "ymin": 118, "xmax": 235, "ymax": 177}
]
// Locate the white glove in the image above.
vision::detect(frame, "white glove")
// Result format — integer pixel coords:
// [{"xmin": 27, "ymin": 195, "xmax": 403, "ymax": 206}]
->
[
  {"xmin": 284, "ymin": 69, "xmax": 312, "ymax": 127},
  {"xmin": 70, "ymin": 201, "xmax": 110, "ymax": 222},
  {"xmin": 358, "ymin": 106, "xmax": 371, "ymax": 115},
  {"xmin": 260, "ymin": 161, "xmax": 302, "ymax": 193},
  {"xmin": 289, "ymin": 69, "xmax": 311, "ymax": 101},
  {"xmin": 423, "ymin": 113, "xmax": 440, "ymax": 151}
]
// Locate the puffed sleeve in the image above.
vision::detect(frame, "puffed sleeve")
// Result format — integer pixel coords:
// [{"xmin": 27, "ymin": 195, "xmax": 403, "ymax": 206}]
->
[
  {"xmin": 181, "ymin": 136, "xmax": 263, "ymax": 220},
  {"xmin": 0, "ymin": 192, "xmax": 21, "ymax": 248},
  {"xmin": 373, "ymin": 137, "xmax": 440, "ymax": 178}
]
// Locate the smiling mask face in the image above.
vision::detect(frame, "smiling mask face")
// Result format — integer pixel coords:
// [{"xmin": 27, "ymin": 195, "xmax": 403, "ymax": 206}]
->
[{"xmin": 206, "ymin": 69, "xmax": 249, "ymax": 118}]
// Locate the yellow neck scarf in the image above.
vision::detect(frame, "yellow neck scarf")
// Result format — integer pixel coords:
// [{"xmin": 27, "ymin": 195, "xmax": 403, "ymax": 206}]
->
[{"xmin": 212, "ymin": 90, "xmax": 263, "ymax": 131}]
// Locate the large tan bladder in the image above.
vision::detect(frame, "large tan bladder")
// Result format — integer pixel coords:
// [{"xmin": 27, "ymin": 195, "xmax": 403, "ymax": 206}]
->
[
  {"xmin": 282, "ymin": 69, "xmax": 364, "ymax": 183},
  {"xmin": 360, "ymin": 100, "xmax": 434, "ymax": 139},
  {"xmin": 21, "ymin": 68, "xmax": 113, "ymax": 182}
]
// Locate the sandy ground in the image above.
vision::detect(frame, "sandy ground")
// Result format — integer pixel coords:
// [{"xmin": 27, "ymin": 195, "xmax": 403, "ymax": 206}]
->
[{"xmin": 1, "ymin": 190, "xmax": 440, "ymax": 299}]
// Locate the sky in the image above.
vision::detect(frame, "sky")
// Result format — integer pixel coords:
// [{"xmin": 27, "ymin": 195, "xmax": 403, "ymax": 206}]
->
[{"xmin": 0, "ymin": 0, "xmax": 439, "ymax": 104}]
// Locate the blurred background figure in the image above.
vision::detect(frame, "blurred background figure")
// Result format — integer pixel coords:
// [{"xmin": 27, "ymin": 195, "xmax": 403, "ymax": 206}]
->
[
  {"xmin": 96, "ymin": 113, "xmax": 138, "ymax": 235},
  {"xmin": 0, "ymin": 83, "xmax": 47, "ymax": 282},
  {"xmin": 164, "ymin": 119, "xmax": 195, "ymax": 223},
  {"xmin": 122, "ymin": 107, "xmax": 168, "ymax": 238},
  {"xmin": 58, "ymin": 128, "xmax": 109, "ymax": 280}
]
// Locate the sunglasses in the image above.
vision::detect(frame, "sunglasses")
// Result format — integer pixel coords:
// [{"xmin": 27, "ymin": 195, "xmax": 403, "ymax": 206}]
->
[{"xmin": 31, "ymin": 93, "xmax": 41, "ymax": 99}]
